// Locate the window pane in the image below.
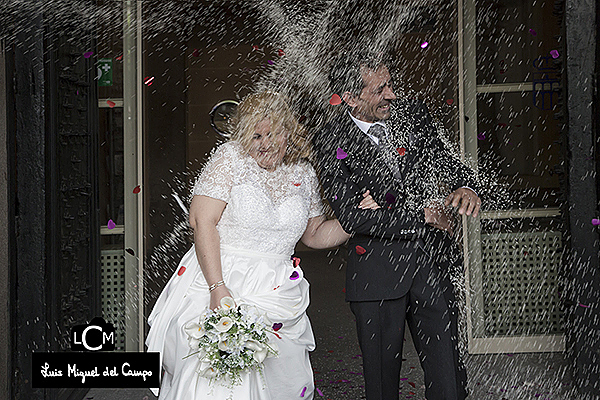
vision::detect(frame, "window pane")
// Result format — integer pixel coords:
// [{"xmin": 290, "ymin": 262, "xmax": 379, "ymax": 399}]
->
[
  {"xmin": 477, "ymin": 91, "xmax": 560, "ymax": 208},
  {"xmin": 476, "ymin": 0, "xmax": 561, "ymax": 85}
]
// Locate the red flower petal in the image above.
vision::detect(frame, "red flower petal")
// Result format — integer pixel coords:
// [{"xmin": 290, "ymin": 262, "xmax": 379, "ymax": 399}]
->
[
  {"xmin": 106, "ymin": 100, "xmax": 116, "ymax": 108},
  {"xmin": 277, "ymin": 49, "xmax": 285, "ymax": 56},
  {"xmin": 408, "ymin": 381, "xmax": 416, "ymax": 388},
  {"xmin": 396, "ymin": 147, "xmax": 406, "ymax": 156},
  {"xmin": 293, "ymin": 182, "xmax": 301, "ymax": 187},
  {"xmin": 272, "ymin": 322, "xmax": 283, "ymax": 331},
  {"xmin": 336, "ymin": 148, "xmax": 348, "ymax": 159},
  {"xmin": 177, "ymin": 266, "xmax": 186, "ymax": 276},
  {"xmin": 355, "ymin": 245, "xmax": 366, "ymax": 255},
  {"xmin": 115, "ymin": 55, "xmax": 123, "ymax": 61},
  {"xmin": 329, "ymin": 94, "xmax": 342, "ymax": 105},
  {"xmin": 192, "ymin": 48, "xmax": 200, "ymax": 57},
  {"xmin": 252, "ymin": 45, "xmax": 259, "ymax": 51},
  {"xmin": 446, "ymin": 98, "xmax": 454, "ymax": 105},
  {"xmin": 133, "ymin": 185, "xmax": 141, "ymax": 194}
]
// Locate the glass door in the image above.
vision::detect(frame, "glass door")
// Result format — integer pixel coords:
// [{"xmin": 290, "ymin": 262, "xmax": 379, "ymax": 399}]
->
[
  {"xmin": 460, "ymin": 0, "xmax": 564, "ymax": 353},
  {"xmin": 97, "ymin": 0, "xmax": 144, "ymax": 351}
]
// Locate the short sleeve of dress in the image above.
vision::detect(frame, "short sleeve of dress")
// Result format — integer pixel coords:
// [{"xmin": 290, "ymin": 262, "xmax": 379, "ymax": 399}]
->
[
  {"xmin": 305, "ymin": 163, "xmax": 325, "ymax": 219},
  {"xmin": 192, "ymin": 142, "xmax": 239, "ymax": 203}
]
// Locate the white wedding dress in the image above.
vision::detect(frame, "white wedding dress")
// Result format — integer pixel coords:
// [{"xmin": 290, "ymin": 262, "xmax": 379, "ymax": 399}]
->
[{"xmin": 146, "ymin": 141, "xmax": 323, "ymax": 400}]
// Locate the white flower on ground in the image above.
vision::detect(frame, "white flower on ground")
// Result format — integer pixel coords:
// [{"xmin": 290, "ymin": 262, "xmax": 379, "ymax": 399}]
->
[{"xmin": 214, "ymin": 316, "xmax": 233, "ymax": 332}]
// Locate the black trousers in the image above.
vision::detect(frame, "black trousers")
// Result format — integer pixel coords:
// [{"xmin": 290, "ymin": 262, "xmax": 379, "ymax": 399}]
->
[{"xmin": 349, "ymin": 251, "xmax": 467, "ymax": 400}]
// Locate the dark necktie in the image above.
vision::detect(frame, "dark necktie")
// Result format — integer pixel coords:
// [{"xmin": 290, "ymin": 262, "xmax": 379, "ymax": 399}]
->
[{"xmin": 368, "ymin": 124, "xmax": 402, "ymax": 180}]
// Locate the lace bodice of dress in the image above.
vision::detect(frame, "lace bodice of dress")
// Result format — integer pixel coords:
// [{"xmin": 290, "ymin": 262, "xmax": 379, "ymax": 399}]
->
[{"xmin": 193, "ymin": 141, "xmax": 324, "ymax": 256}]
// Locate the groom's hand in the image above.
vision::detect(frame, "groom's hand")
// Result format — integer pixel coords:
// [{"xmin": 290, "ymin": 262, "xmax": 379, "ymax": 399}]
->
[
  {"xmin": 424, "ymin": 206, "xmax": 455, "ymax": 235},
  {"xmin": 444, "ymin": 187, "xmax": 481, "ymax": 218}
]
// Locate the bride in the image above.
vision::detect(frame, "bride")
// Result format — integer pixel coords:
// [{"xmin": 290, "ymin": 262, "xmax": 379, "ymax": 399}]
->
[{"xmin": 146, "ymin": 91, "xmax": 380, "ymax": 399}]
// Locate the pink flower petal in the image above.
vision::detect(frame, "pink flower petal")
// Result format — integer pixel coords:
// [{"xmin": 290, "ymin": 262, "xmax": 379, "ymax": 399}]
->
[
  {"xmin": 336, "ymin": 148, "xmax": 348, "ymax": 159},
  {"xmin": 421, "ymin": 41, "xmax": 429, "ymax": 49},
  {"xmin": 329, "ymin": 93, "xmax": 342, "ymax": 105},
  {"xmin": 292, "ymin": 256, "xmax": 301, "ymax": 267},
  {"xmin": 550, "ymin": 50, "xmax": 560, "ymax": 59},
  {"xmin": 316, "ymin": 387, "xmax": 324, "ymax": 396},
  {"xmin": 84, "ymin": 51, "xmax": 94, "ymax": 58},
  {"xmin": 592, "ymin": 218, "xmax": 600, "ymax": 226},
  {"xmin": 107, "ymin": 219, "xmax": 116, "ymax": 230}
]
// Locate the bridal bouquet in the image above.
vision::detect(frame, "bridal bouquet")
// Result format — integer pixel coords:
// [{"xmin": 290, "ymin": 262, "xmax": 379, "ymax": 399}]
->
[{"xmin": 183, "ymin": 297, "xmax": 279, "ymax": 387}]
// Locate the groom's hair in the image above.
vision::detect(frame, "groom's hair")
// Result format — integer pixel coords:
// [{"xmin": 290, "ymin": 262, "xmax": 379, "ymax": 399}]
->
[{"xmin": 328, "ymin": 50, "xmax": 390, "ymax": 97}]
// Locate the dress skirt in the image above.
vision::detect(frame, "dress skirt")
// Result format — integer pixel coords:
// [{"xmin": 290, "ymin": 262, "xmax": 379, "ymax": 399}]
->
[{"xmin": 146, "ymin": 244, "xmax": 316, "ymax": 400}]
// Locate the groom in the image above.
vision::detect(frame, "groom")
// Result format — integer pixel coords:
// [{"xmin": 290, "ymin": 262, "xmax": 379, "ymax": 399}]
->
[{"xmin": 313, "ymin": 51, "xmax": 481, "ymax": 400}]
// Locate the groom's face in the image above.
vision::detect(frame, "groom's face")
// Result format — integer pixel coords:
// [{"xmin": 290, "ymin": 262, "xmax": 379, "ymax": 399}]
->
[{"xmin": 346, "ymin": 64, "xmax": 396, "ymax": 123}]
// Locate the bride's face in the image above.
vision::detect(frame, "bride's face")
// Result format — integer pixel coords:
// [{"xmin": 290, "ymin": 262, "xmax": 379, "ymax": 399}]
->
[{"xmin": 248, "ymin": 118, "xmax": 288, "ymax": 171}]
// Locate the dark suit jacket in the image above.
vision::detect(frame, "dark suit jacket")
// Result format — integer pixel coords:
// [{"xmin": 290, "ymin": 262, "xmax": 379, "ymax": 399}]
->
[{"xmin": 313, "ymin": 100, "xmax": 479, "ymax": 302}]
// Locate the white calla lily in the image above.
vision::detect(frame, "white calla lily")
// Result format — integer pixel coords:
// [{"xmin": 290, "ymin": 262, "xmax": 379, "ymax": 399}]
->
[
  {"xmin": 220, "ymin": 296, "xmax": 237, "ymax": 310},
  {"xmin": 213, "ymin": 316, "xmax": 233, "ymax": 333}
]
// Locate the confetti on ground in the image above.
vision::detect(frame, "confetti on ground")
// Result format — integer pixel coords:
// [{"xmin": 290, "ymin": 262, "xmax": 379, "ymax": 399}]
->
[
  {"xmin": 300, "ymin": 386, "xmax": 307, "ymax": 397},
  {"xmin": 192, "ymin": 48, "xmax": 200, "ymax": 57},
  {"xmin": 579, "ymin": 303, "xmax": 590, "ymax": 308},
  {"xmin": 293, "ymin": 182, "xmax": 301, "ymax": 186},
  {"xmin": 133, "ymin": 185, "xmax": 141, "ymax": 194},
  {"xmin": 396, "ymin": 147, "xmax": 406, "ymax": 156},
  {"xmin": 252, "ymin": 45, "xmax": 259, "ymax": 51},
  {"xmin": 290, "ymin": 271, "xmax": 299, "ymax": 280},
  {"xmin": 529, "ymin": 28, "xmax": 537, "ymax": 36},
  {"xmin": 333, "ymin": 195, "xmax": 338, "ymax": 201},
  {"xmin": 336, "ymin": 148, "xmax": 348, "ymax": 159},
  {"xmin": 106, "ymin": 100, "xmax": 116, "ymax": 108},
  {"xmin": 329, "ymin": 93, "xmax": 342, "ymax": 105},
  {"xmin": 477, "ymin": 132, "xmax": 486, "ymax": 140},
  {"xmin": 267, "ymin": 60, "xmax": 274, "ymax": 65},
  {"xmin": 84, "ymin": 51, "xmax": 93, "ymax": 58},
  {"xmin": 144, "ymin": 76, "xmax": 155, "ymax": 86},
  {"xmin": 420, "ymin": 41, "xmax": 428, "ymax": 48},
  {"xmin": 316, "ymin": 387, "xmax": 324, "ymax": 396},
  {"xmin": 591, "ymin": 218, "xmax": 600, "ymax": 226},
  {"xmin": 355, "ymin": 245, "xmax": 366, "ymax": 255},
  {"xmin": 408, "ymin": 382, "xmax": 416, "ymax": 388},
  {"xmin": 107, "ymin": 219, "xmax": 116, "ymax": 230},
  {"xmin": 446, "ymin": 98, "xmax": 454, "ymax": 105},
  {"xmin": 273, "ymin": 322, "xmax": 283, "ymax": 331},
  {"xmin": 550, "ymin": 50, "xmax": 560, "ymax": 59},
  {"xmin": 177, "ymin": 266, "xmax": 186, "ymax": 276},
  {"xmin": 115, "ymin": 54, "xmax": 123, "ymax": 61},
  {"xmin": 125, "ymin": 248, "xmax": 135, "ymax": 256},
  {"xmin": 277, "ymin": 49, "xmax": 285, "ymax": 56}
]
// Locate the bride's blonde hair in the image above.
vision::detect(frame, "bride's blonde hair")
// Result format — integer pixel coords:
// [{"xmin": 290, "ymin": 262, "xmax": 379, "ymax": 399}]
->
[{"xmin": 230, "ymin": 91, "xmax": 311, "ymax": 164}]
